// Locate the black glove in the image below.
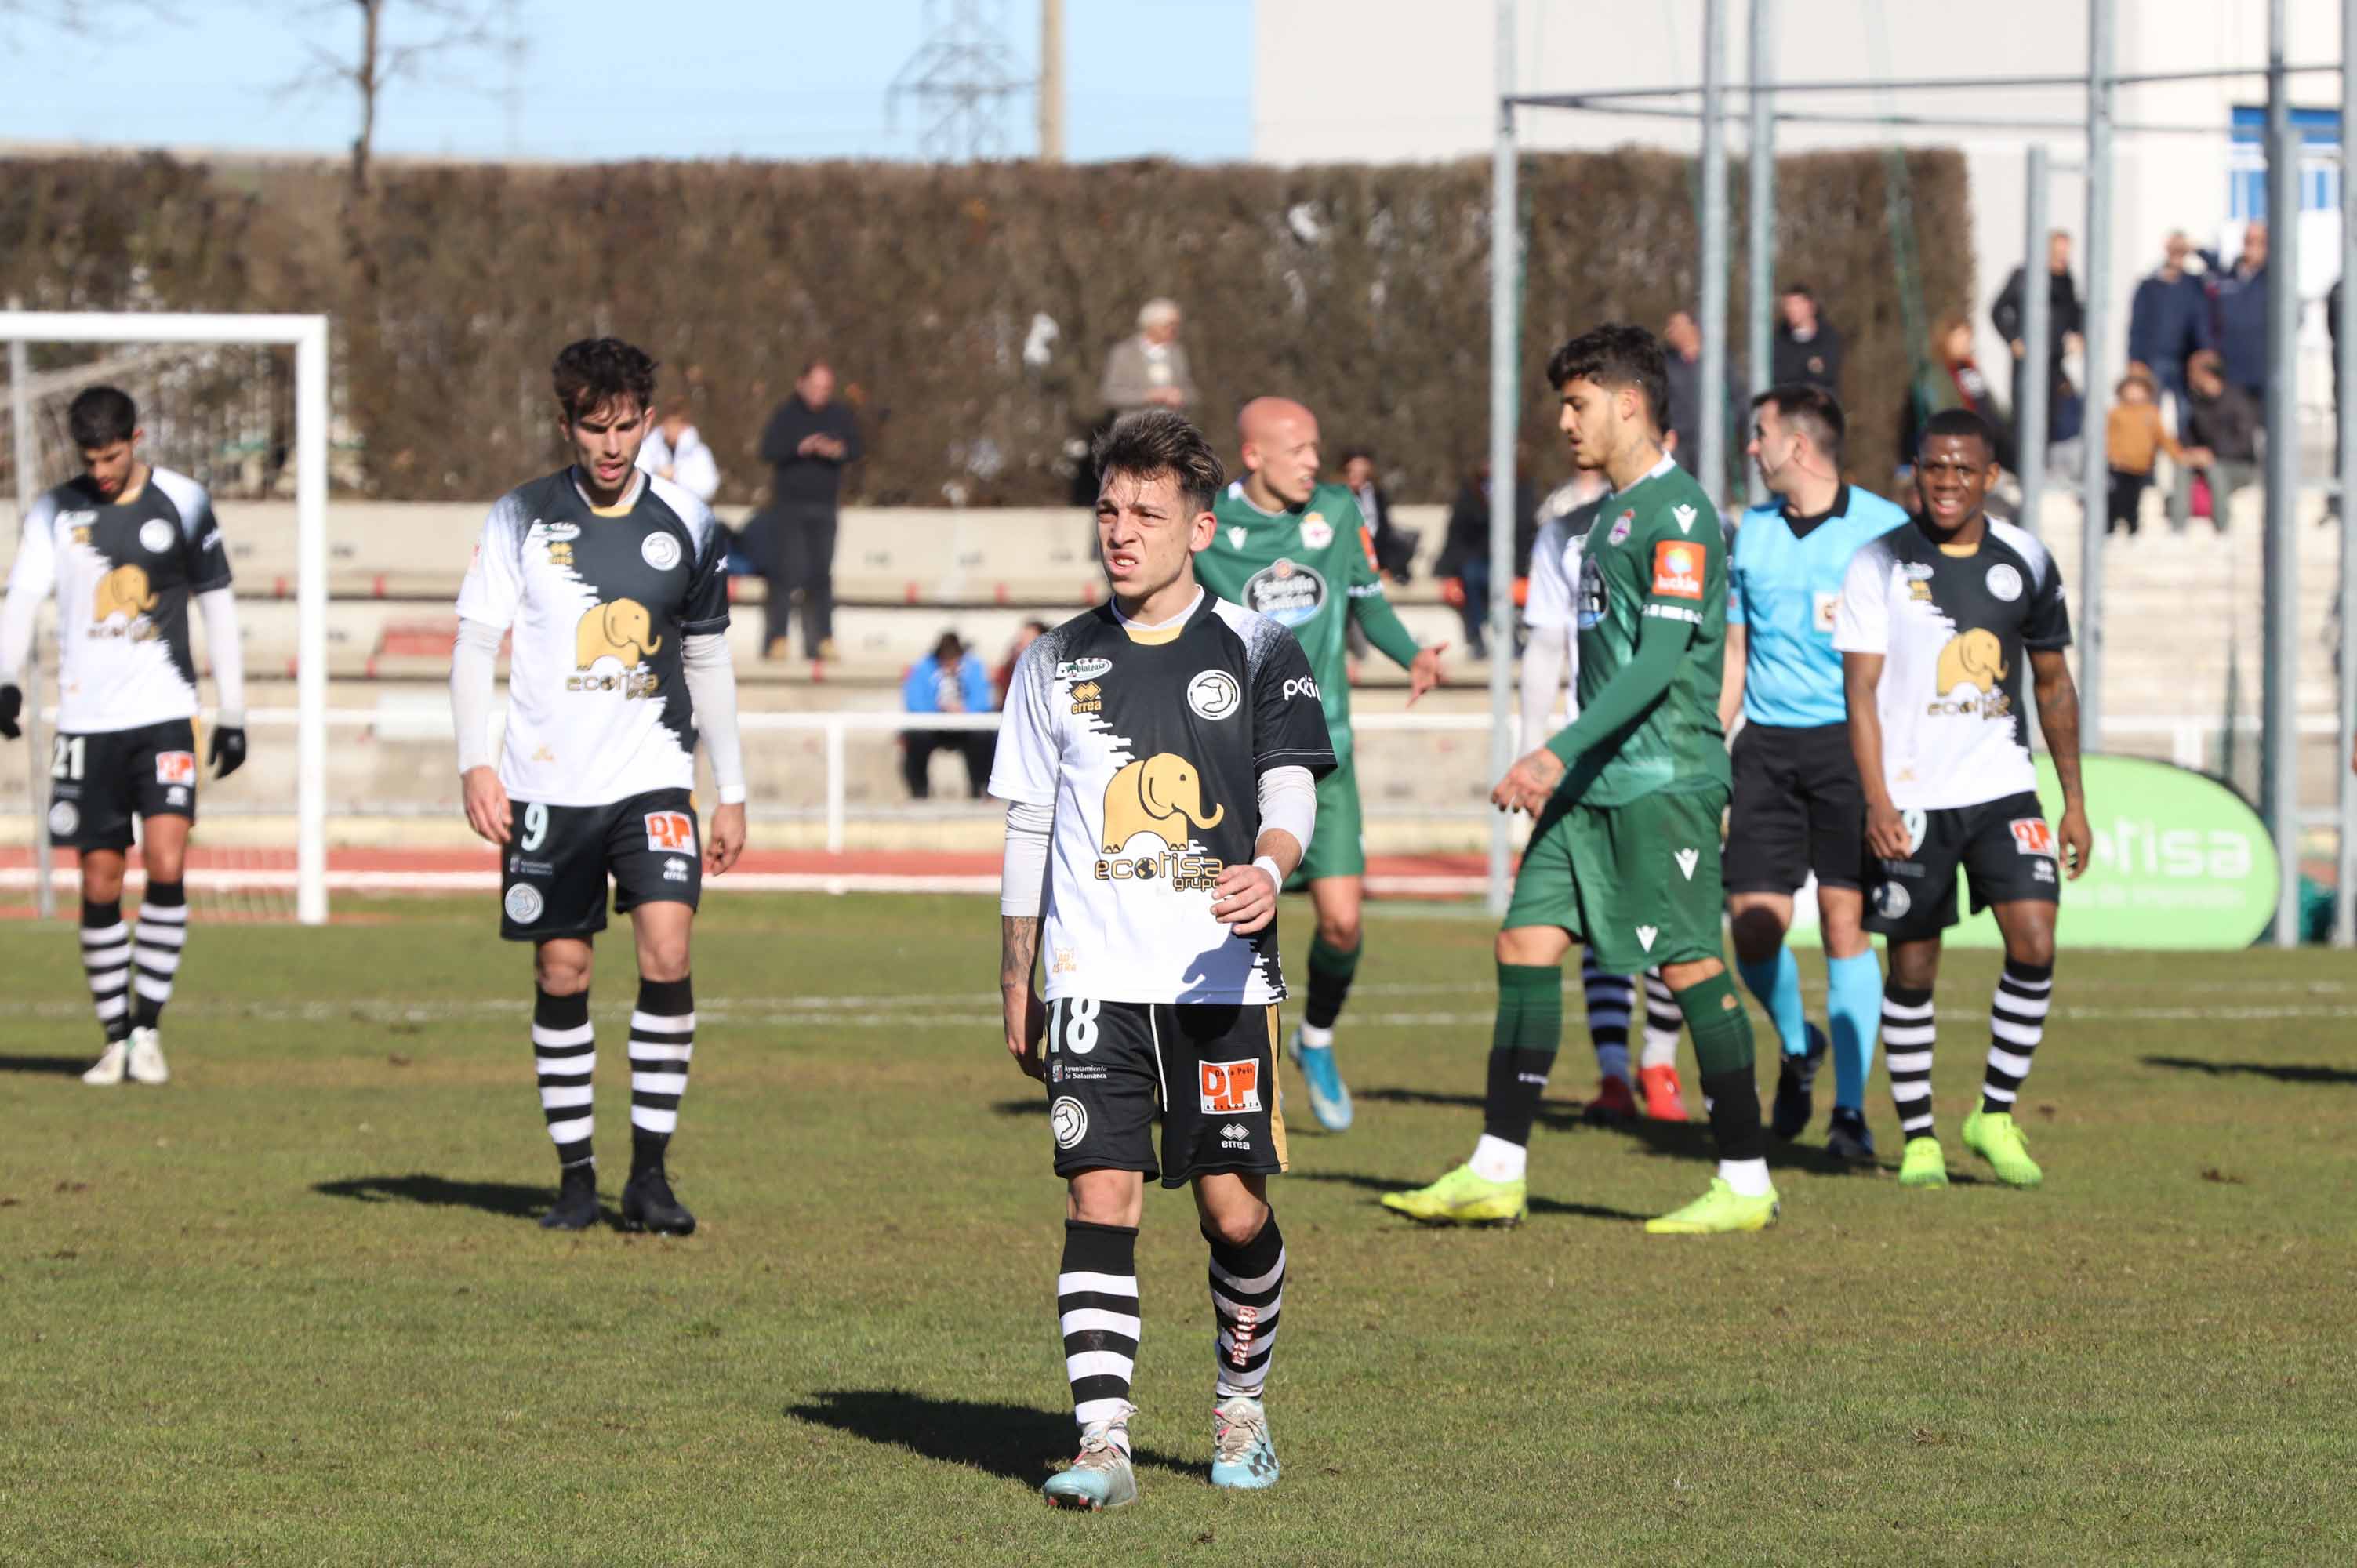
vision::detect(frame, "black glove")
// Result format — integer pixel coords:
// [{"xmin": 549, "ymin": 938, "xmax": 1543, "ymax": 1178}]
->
[
  {"xmin": 209, "ymin": 725, "xmax": 247, "ymax": 779},
  {"xmin": 0, "ymin": 684, "xmax": 20, "ymax": 741}
]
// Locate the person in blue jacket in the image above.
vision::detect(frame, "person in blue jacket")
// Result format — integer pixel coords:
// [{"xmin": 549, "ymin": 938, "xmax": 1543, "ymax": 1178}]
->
[{"xmin": 902, "ymin": 630, "xmax": 997, "ymax": 798}]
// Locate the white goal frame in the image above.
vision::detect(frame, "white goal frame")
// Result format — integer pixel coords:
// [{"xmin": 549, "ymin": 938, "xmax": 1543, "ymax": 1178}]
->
[{"xmin": 2, "ymin": 310, "xmax": 332, "ymax": 925}]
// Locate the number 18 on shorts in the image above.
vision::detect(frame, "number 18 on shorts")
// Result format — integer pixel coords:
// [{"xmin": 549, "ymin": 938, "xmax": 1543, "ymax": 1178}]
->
[{"xmin": 1042, "ymin": 998, "xmax": 1290, "ymax": 1188}]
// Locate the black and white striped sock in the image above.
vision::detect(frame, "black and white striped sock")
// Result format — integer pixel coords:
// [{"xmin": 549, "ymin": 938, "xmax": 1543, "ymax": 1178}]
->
[
  {"xmin": 629, "ymin": 976, "xmax": 695, "ymax": 1174},
  {"xmin": 1883, "ymin": 982, "xmax": 1938, "ymax": 1140},
  {"xmin": 1640, "ymin": 969, "xmax": 1683, "ymax": 1069},
  {"xmin": 1209, "ymin": 1210, "xmax": 1285, "ymax": 1402},
  {"xmin": 1981, "ymin": 960, "xmax": 2054, "ymax": 1114},
  {"xmin": 1579, "ymin": 951, "xmax": 1633, "ymax": 1084},
  {"xmin": 532, "ymin": 987, "xmax": 595, "ymax": 1171},
  {"xmin": 130, "ymin": 880, "xmax": 187, "ymax": 1029},
  {"xmin": 80, "ymin": 898, "xmax": 133, "ymax": 1044},
  {"xmin": 1059, "ymin": 1220, "xmax": 1140, "ymax": 1446}
]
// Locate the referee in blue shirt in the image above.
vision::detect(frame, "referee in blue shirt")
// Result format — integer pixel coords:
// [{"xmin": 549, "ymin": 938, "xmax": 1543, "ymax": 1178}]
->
[{"xmin": 1723, "ymin": 386, "xmax": 1909, "ymax": 1160}]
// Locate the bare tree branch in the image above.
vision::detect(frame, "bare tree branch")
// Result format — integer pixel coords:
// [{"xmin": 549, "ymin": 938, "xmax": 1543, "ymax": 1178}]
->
[{"xmin": 272, "ymin": 0, "xmax": 521, "ymax": 194}]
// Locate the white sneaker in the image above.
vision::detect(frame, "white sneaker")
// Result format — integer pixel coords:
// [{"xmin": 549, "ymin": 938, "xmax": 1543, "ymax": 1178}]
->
[
  {"xmin": 126, "ymin": 1026, "xmax": 169, "ymax": 1085},
  {"xmin": 82, "ymin": 1041, "xmax": 129, "ymax": 1086},
  {"xmin": 1041, "ymin": 1406, "xmax": 1139, "ymax": 1511}
]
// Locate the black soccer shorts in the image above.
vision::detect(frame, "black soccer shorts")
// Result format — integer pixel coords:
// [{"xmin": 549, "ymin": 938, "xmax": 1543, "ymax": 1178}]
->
[
  {"xmin": 1041, "ymin": 997, "xmax": 1290, "ymax": 1188},
  {"xmin": 1863, "ymin": 789, "xmax": 2060, "ymax": 942},
  {"xmin": 498, "ymin": 786, "xmax": 702, "ymax": 942},
  {"xmin": 45, "ymin": 719, "xmax": 199, "ymax": 853},
  {"xmin": 1722, "ymin": 720, "xmax": 1868, "ymax": 895}
]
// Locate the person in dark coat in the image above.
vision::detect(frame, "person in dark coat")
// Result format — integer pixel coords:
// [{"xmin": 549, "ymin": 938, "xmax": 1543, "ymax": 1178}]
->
[
  {"xmin": 1993, "ymin": 230, "xmax": 2087, "ymax": 452},
  {"xmin": 1437, "ymin": 458, "xmax": 1538, "ymax": 661},
  {"xmin": 2126, "ymin": 231, "xmax": 2214, "ymax": 423},
  {"xmin": 2203, "ymin": 222, "xmax": 2271, "ymax": 412},
  {"xmin": 1770, "ymin": 284, "xmax": 1844, "ymax": 396},
  {"xmin": 757, "ymin": 359, "xmax": 863, "ymax": 662}
]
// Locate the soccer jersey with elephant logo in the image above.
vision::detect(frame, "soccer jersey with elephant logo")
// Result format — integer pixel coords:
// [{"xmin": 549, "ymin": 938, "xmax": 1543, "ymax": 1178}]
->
[
  {"xmin": 989, "ymin": 590, "xmax": 1335, "ymax": 1006},
  {"xmin": 7, "ymin": 467, "xmax": 231, "ymax": 732},
  {"xmin": 456, "ymin": 468, "xmax": 728, "ymax": 806},
  {"xmin": 1834, "ymin": 515, "xmax": 2071, "ymax": 810}
]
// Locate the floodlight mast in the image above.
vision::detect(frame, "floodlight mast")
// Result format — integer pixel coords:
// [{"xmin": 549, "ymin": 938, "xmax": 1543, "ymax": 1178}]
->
[{"xmin": 0, "ymin": 311, "xmax": 332, "ymax": 927}]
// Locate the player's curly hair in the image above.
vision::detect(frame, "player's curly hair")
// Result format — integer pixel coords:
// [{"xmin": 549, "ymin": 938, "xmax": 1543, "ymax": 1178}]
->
[
  {"xmin": 550, "ymin": 337, "xmax": 659, "ymax": 424},
  {"xmin": 1092, "ymin": 409, "xmax": 1226, "ymax": 516},
  {"xmin": 67, "ymin": 386, "xmax": 138, "ymax": 448},
  {"xmin": 1546, "ymin": 324, "xmax": 1669, "ymax": 433},
  {"xmin": 1920, "ymin": 406, "xmax": 1999, "ymax": 463}
]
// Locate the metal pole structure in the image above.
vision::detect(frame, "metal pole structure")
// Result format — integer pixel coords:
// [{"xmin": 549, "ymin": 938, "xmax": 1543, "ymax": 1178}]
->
[
  {"xmin": 2263, "ymin": 9, "xmax": 2303, "ymax": 946},
  {"xmin": 6, "ymin": 310, "xmax": 53, "ymax": 920},
  {"xmin": 1698, "ymin": 0, "xmax": 1730, "ymax": 510},
  {"xmin": 2337, "ymin": 0, "xmax": 2357, "ymax": 946},
  {"xmin": 1487, "ymin": 0, "xmax": 1519, "ymax": 916},
  {"xmin": 2078, "ymin": 0, "xmax": 2114, "ymax": 750},
  {"xmin": 294, "ymin": 319, "xmax": 330, "ymax": 927},
  {"xmin": 2018, "ymin": 147, "xmax": 2053, "ymax": 539},
  {"xmin": 1745, "ymin": 0, "xmax": 1775, "ymax": 508},
  {"xmin": 1038, "ymin": 0, "xmax": 1065, "ymax": 162}
]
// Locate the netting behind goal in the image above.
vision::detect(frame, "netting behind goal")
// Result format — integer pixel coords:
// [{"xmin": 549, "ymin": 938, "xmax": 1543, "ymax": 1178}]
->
[{"xmin": 3, "ymin": 322, "xmax": 329, "ymax": 925}]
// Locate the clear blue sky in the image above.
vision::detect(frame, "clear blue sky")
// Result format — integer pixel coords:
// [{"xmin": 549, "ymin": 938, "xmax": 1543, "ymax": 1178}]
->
[{"xmin": 0, "ymin": 1, "xmax": 1253, "ymax": 163}]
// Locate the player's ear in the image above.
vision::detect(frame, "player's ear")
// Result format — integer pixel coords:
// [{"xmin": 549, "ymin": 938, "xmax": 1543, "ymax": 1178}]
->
[{"xmin": 1187, "ymin": 508, "xmax": 1215, "ymax": 554}]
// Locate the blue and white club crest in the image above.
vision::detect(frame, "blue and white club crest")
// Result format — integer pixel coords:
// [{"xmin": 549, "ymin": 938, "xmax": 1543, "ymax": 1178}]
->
[{"xmin": 1607, "ymin": 510, "xmax": 1635, "ymax": 546}]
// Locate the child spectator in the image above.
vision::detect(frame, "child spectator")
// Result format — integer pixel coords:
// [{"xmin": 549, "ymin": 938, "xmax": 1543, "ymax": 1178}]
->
[{"xmin": 2104, "ymin": 368, "xmax": 2185, "ymax": 536}]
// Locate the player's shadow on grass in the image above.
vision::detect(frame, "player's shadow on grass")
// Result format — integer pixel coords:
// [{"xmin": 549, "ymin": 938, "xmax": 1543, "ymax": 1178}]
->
[
  {"xmin": 313, "ymin": 1174, "xmax": 564, "ymax": 1222},
  {"xmin": 992, "ymin": 1098, "xmax": 1045, "ymax": 1117},
  {"xmin": 1288, "ymin": 1168, "xmax": 1652, "ymax": 1224},
  {"xmin": 0, "ymin": 1054, "xmax": 100, "ymax": 1077},
  {"xmin": 786, "ymin": 1390, "xmax": 1192, "ymax": 1483},
  {"xmin": 2143, "ymin": 1054, "xmax": 2357, "ymax": 1087}
]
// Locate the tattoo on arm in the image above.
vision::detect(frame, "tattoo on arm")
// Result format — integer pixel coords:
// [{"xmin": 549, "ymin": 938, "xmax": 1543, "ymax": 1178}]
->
[
  {"xmin": 2032, "ymin": 652, "xmax": 2084, "ymax": 803},
  {"xmin": 1001, "ymin": 916, "xmax": 1040, "ymax": 992}
]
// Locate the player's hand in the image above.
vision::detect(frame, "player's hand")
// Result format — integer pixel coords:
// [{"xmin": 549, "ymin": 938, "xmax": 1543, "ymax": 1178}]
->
[
  {"xmin": 1004, "ymin": 986, "xmax": 1047, "ymax": 1080},
  {"xmin": 2056, "ymin": 803, "xmax": 2093, "ymax": 881},
  {"xmin": 1404, "ymin": 643, "xmax": 1448, "ymax": 707},
  {"xmin": 1865, "ymin": 800, "xmax": 1913, "ymax": 862},
  {"xmin": 209, "ymin": 726, "xmax": 247, "ymax": 780},
  {"xmin": 0, "ymin": 684, "xmax": 19, "ymax": 740},
  {"xmin": 706, "ymin": 801, "xmax": 747, "ymax": 876},
  {"xmin": 462, "ymin": 766, "xmax": 513, "ymax": 845},
  {"xmin": 1491, "ymin": 746, "xmax": 1567, "ymax": 816},
  {"xmin": 1211, "ymin": 859, "xmax": 1280, "ymax": 935}
]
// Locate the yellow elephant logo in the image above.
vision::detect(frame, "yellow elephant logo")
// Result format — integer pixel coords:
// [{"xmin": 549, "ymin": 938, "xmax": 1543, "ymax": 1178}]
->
[
  {"xmin": 1935, "ymin": 628, "xmax": 2007, "ymax": 696},
  {"xmin": 1102, "ymin": 752, "xmax": 1226, "ymax": 852},
  {"xmin": 576, "ymin": 598, "xmax": 664, "ymax": 670},
  {"xmin": 93, "ymin": 563, "xmax": 158, "ymax": 623}
]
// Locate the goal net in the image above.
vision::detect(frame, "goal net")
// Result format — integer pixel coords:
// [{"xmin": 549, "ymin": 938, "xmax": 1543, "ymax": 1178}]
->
[{"xmin": 1, "ymin": 312, "xmax": 332, "ymax": 926}]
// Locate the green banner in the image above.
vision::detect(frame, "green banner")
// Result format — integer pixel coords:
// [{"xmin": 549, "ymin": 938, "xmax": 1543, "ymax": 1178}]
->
[{"xmin": 1787, "ymin": 754, "xmax": 2281, "ymax": 951}]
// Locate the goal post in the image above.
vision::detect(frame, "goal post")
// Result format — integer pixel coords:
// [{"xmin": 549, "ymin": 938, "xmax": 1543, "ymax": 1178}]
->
[{"xmin": 0, "ymin": 310, "xmax": 332, "ymax": 925}]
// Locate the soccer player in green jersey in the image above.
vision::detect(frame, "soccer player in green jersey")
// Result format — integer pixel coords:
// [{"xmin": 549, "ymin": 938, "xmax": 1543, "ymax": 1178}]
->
[
  {"xmin": 1386, "ymin": 325, "xmax": 1776, "ymax": 1235},
  {"xmin": 1196, "ymin": 397, "xmax": 1446, "ymax": 1133}
]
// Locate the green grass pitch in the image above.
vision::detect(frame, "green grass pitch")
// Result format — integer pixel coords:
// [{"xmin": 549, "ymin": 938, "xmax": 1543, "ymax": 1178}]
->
[{"xmin": 2, "ymin": 895, "xmax": 2352, "ymax": 1565}]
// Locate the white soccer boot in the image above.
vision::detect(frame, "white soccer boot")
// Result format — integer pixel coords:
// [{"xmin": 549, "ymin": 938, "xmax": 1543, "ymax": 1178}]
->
[
  {"xmin": 126, "ymin": 1026, "xmax": 170, "ymax": 1085},
  {"xmin": 82, "ymin": 1040, "xmax": 129, "ymax": 1087},
  {"xmin": 1211, "ymin": 1395, "xmax": 1280, "ymax": 1490}
]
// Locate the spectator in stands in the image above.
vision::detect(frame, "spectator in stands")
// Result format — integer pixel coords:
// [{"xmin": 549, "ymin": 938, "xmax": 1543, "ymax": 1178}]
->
[
  {"xmin": 1099, "ymin": 299, "xmax": 1199, "ymax": 419},
  {"xmin": 758, "ymin": 359, "xmax": 862, "ymax": 663},
  {"xmin": 2205, "ymin": 222, "xmax": 2271, "ymax": 411},
  {"xmin": 900, "ymin": 631, "xmax": 995, "ymax": 800},
  {"xmin": 1901, "ymin": 313, "xmax": 2015, "ymax": 482},
  {"xmin": 1662, "ymin": 309, "xmax": 1705, "ymax": 476},
  {"xmin": 993, "ymin": 619, "xmax": 1049, "ymax": 710},
  {"xmin": 1771, "ymin": 283, "xmax": 1844, "ymax": 396},
  {"xmin": 1437, "ymin": 452, "xmax": 1538, "ymax": 661},
  {"xmin": 2127, "ymin": 231, "xmax": 2213, "ymax": 423},
  {"xmin": 2105, "ymin": 368, "xmax": 2187, "ymax": 537},
  {"xmin": 2171, "ymin": 350, "xmax": 2255, "ymax": 534},
  {"xmin": 1994, "ymin": 229, "xmax": 2087, "ymax": 457},
  {"xmin": 1342, "ymin": 448, "xmax": 1415, "ymax": 583},
  {"xmin": 637, "ymin": 394, "xmax": 721, "ymax": 503}
]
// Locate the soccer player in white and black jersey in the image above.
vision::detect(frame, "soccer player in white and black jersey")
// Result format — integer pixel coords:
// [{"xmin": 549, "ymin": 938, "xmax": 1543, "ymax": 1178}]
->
[
  {"xmin": 0, "ymin": 387, "xmax": 249, "ymax": 1087},
  {"xmin": 452, "ymin": 339, "xmax": 747, "ymax": 1234},
  {"xmin": 994, "ymin": 410, "xmax": 1335, "ymax": 1509},
  {"xmin": 1836, "ymin": 408, "xmax": 2091, "ymax": 1189}
]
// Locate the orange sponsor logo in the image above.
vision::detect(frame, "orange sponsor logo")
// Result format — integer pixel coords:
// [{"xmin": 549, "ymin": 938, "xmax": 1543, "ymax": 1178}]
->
[{"xmin": 1651, "ymin": 540, "xmax": 1704, "ymax": 601}]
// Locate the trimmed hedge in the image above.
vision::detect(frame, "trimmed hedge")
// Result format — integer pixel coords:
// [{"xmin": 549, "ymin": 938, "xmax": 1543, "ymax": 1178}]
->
[{"xmin": 0, "ymin": 148, "xmax": 1970, "ymax": 505}]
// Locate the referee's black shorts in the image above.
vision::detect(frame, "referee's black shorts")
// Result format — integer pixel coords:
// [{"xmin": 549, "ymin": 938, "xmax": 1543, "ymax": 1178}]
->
[{"xmin": 1722, "ymin": 721, "xmax": 1868, "ymax": 896}]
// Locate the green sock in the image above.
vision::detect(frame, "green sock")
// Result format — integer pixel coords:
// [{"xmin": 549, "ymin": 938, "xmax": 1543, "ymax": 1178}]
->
[
  {"xmin": 1676, "ymin": 971, "xmax": 1766, "ymax": 1163},
  {"xmin": 1483, "ymin": 962, "xmax": 1563, "ymax": 1145},
  {"xmin": 1304, "ymin": 936, "xmax": 1361, "ymax": 1032}
]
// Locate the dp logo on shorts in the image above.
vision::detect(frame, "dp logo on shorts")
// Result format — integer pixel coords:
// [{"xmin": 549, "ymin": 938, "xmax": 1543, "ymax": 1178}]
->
[
  {"xmin": 1199, "ymin": 1058, "xmax": 1262, "ymax": 1114},
  {"xmin": 644, "ymin": 811, "xmax": 694, "ymax": 851}
]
